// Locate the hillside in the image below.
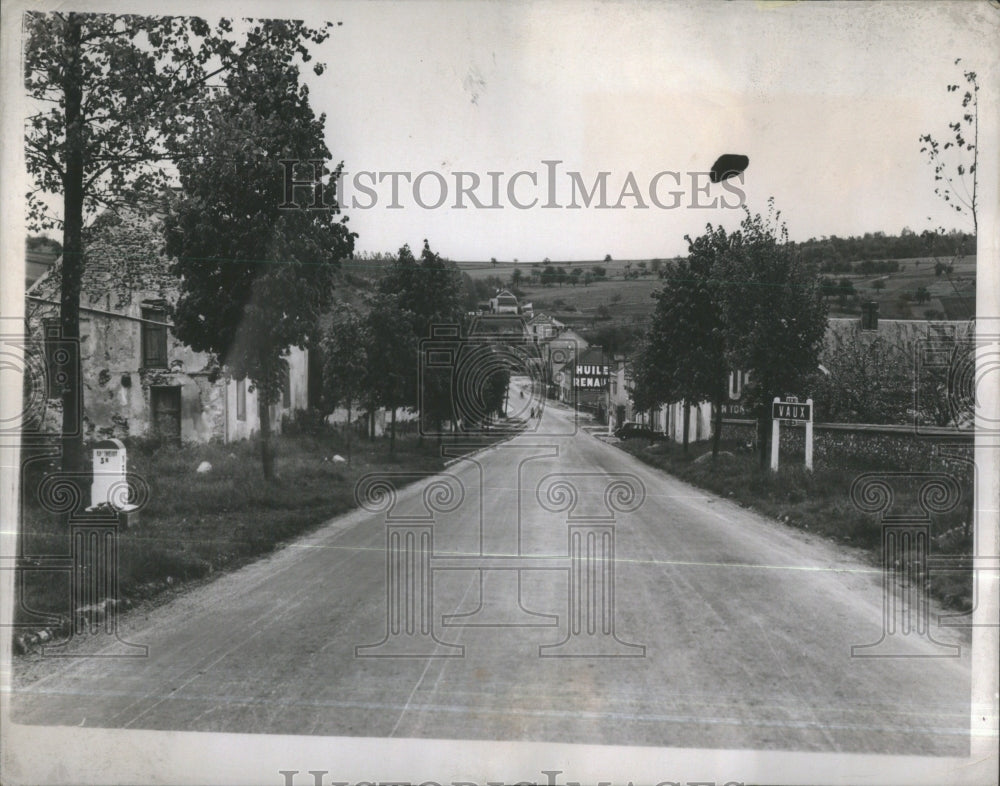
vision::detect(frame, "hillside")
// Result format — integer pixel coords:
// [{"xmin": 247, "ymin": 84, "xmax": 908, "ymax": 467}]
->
[{"xmin": 455, "ymin": 254, "xmax": 976, "ymax": 332}]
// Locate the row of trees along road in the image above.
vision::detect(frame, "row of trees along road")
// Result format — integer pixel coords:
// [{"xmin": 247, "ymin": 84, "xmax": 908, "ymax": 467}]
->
[
  {"xmin": 25, "ymin": 13, "xmax": 353, "ymax": 480},
  {"xmin": 633, "ymin": 201, "xmax": 828, "ymax": 468},
  {"xmin": 320, "ymin": 240, "xmax": 511, "ymax": 458}
]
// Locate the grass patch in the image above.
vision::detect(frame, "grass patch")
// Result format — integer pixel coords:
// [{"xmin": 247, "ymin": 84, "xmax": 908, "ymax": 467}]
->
[
  {"xmin": 15, "ymin": 428, "xmax": 515, "ymax": 628},
  {"xmin": 618, "ymin": 433, "xmax": 974, "ymax": 611}
]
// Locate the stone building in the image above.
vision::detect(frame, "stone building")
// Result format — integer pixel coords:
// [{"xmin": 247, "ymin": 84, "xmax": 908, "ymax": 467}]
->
[
  {"xmin": 609, "ymin": 358, "xmax": 712, "ymax": 441},
  {"xmin": 25, "ymin": 212, "xmax": 307, "ymax": 443}
]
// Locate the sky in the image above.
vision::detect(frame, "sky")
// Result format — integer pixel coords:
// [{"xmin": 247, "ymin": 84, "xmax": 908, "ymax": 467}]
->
[
  {"xmin": 280, "ymin": 0, "xmax": 995, "ymax": 262},
  {"xmin": 8, "ymin": 1, "xmax": 997, "ymax": 264}
]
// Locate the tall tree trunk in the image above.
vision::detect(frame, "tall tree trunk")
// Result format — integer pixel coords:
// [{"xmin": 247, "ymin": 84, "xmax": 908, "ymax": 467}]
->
[
  {"xmin": 758, "ymin": 411, "xmax": 770, "ymax": 469},
  {"xmin": 258, "ymin": 396, "xmax": 274, "ymax": 480},
  {"xmin": 711, "ymin": 397, "xmax": 723, "ymax": 460},
  {"xmin": 345, "ymin": 400, "xmax": 352, "ymax": 465},
  {"xmin": 389, "ymin": 406, "xmax": 397, "ymax": 455},
  {"xmin": 59, "ymin": 14, "xmax": 85, "ymax": 476},
  {"xmin": 682, "ymin": 400, "xmax": 690, "ymax": 455}
]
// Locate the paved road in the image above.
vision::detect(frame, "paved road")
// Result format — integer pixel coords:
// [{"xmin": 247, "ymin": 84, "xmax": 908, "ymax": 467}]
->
[{"xmin": 11, "ymin": 382, "xmax": 972, "ymax": 755}]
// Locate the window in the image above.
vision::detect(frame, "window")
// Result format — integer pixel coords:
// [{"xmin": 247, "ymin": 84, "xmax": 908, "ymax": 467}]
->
[
  {"xmin": 141, "ymin": 306, "xmax": 168, "ymax": 368},
  {"xmin": 236, "ymin": 378, "xmax": 247, "ymax": 421}
]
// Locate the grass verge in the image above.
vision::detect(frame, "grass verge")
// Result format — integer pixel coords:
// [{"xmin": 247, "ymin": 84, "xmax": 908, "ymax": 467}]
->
[
  {"xmin": 616, "ymin": 432, "xmax": 974, "ymax": 612},
  {"xmin": 15, "ymin": 427, "xmax": 518, "ymax": 635}
]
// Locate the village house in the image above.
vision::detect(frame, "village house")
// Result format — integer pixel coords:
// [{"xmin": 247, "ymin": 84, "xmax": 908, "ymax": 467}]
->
[
  {"xmin": 609, "ymin": 358, "xmax": 712, "ymax": 442},
  {"xmin": 488, "ymin": 288, "xmax": 520, "ymax": 315},
  {"xmin": 527, "ymin": 312, "xmax": 566, "ymax": 342},
  {"xmin": 543, "ymin": 326, "xmax": 589, "ymax": 403},
  {"xmin": 568, "ymin": 346, "xmax": 611, "ymax": 417},
  {"xmin": 25, "ymin": 212, "xmax": 307, "ymax": 444},
  {"xmin": 611, "ymin": 311, "xmax": 973, "ymax": 444}
]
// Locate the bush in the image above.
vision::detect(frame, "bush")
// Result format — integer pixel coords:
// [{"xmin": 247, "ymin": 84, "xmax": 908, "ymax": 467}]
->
[{"xmin": 281, "ymin": 407, "xmax": 332, "ymax": 436}]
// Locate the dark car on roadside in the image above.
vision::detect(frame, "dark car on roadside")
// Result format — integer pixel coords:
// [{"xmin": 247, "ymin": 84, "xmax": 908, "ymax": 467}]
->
[{"xmin": 613, "ymin": 422, "xmax": 663, "ymax": 440}]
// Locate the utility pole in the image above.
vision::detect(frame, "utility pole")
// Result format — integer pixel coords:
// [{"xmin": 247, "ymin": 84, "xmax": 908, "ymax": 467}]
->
[{"xmin": 605, "ymin": 346, "xmax": 612, "ymax": 436}]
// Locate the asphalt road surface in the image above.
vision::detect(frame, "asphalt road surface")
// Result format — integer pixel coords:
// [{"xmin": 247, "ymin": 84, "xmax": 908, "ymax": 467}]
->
[{"xmin": 11, "ymin": 380, "xmax": 972, "ymax": 755}]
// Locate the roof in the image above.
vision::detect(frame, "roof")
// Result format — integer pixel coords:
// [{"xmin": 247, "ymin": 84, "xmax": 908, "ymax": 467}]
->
[
  {"xmin": 467, "ymin": 315, "xmax": 528, "ymax": 337},
  {"xmin": 27, "ymin": 207, "xmax": 175, "ymax": 312},
  {"xmin": 528, "ymin": 313, "xmax": 565, "ymax": 328},
  {"xmin": 575, "ymin": 346, "xmax": 608, "ymax": 366},
  {"xmin": 26, "ymin": 248, "xmax": 60, "ymax": 288}
]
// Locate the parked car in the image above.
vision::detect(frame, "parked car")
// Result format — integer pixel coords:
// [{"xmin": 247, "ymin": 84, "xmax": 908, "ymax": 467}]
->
[{"xmin": 614, "ymin": 422, "xmax": 663, "ymax": 440}]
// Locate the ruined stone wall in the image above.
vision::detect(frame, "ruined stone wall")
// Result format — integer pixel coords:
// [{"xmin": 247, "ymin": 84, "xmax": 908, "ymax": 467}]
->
[{"xmin": 26, "ymin": 210, "xmax": 312, "ymax": 443}]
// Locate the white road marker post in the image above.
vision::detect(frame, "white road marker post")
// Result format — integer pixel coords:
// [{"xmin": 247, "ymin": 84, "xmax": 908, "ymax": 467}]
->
[
  {"xmin": 607, "ymin": 360, "xmax": 613, "ymax": 438},
  {"xmin": 770, "ymin": 397, "xmax": 780, "ymax": 472}
]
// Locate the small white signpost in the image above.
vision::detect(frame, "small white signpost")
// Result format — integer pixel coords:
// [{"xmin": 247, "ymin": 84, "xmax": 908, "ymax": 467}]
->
[
  {"xmin": 90, "ymin": 439, "xmax": 128, "ymax": 510},
  {"xmin": 770, "ymin": 397, "xmax": 814, "ymax": 472}
]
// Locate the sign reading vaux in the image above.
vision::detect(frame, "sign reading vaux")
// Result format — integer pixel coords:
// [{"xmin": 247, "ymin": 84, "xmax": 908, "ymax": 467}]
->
[
  {"xmin": 771, "ymin": 400, "xmax": 812, "ymax": 422},
  {"xmin": 573, "ymin": 363, "xmax": 609, "ymax": 389}
]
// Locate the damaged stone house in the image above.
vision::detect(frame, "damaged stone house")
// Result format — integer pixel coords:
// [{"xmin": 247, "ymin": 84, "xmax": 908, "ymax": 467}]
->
[{"xmin": 25, "ymin": 211, "xmax": 308, "ymax": 443}]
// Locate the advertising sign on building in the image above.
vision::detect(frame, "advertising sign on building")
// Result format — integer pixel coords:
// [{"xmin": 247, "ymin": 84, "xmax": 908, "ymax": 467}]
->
[
  {"xmin": 573, "ymin": 363, "xmax": 609, "ymax": 389},
  {"xmin": 722, "ymin": 369, "xmax": 752, "ymax": 417}
]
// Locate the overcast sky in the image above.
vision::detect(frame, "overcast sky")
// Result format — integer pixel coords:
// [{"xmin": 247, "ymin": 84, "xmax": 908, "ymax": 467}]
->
[
  {"xmin": 279, "ymin": 0, "xmax": 995, "ymax": 262},
  {"xmin": 9, "ymin": 1, "xmax": 996, "ymax": 264}
]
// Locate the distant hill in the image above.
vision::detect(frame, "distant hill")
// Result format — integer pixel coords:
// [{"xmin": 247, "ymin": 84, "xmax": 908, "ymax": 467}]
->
[{"xmin": 459, "ymin": 253, "xmax": 976, "ymax": 330}]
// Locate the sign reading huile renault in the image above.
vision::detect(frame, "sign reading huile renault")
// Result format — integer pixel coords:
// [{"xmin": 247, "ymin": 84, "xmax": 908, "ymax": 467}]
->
[{"xmin": 573, "ymin": 364, "xmax": 609, "ymax": 389}]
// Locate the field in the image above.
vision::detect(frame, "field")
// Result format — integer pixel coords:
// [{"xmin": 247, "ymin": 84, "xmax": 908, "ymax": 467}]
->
[
  {"xmin": 827, "ymin": 255, "xmax": 976, "ymax": 320},
  {"xmin": 454, "ymin": 254, "xmax": 977, "ymax": 327}
]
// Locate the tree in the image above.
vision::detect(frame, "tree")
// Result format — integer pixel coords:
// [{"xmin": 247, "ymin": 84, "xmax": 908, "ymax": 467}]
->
[
  {"xmin": 164, "ymin": 31, "xmax": 354, "ymax": 479},
  {"xmin": 915, "ymin": 286, "xmax": 931, "ymax": 304},
  {"xmin": 320, "ymin": 305, "xmax": 369, "ymax": 463},
  {"xmin": 491, "ymin": 257, "xmax": 498, "ymax": 267},
  {"xmin": 511, "ymin": 268, "xmax": 523, "ymax": 287},
  {"xmin": 24, "ymin": 12, "xmax": 337, "ymax": 474},
  {"xmin": 819, "ymin": 277, "xmax": 839, "ymax": 298},
  {"xmin": 872, "ymin": 279, "xmax": 886, "ymax": 292},
  {"xmin": 462, "ymin": 345, "xmax": 511, "ymax": 429},
  {"xmin": 934, "ymin": 260, "xmax": 954, "ymax": 277},
  {"xmin": 379, "ymin": 240, "xmax": 464, "ymax": 436},
  {"xmin": 636, "ymin": 226, "xmax": 729, "ymax": 457},
  {"xmin": 27, "ymin": 236, "xmax": 62, "ymax": 257},
  {"xmin": 569, "ymin": 268, "xmax": 583, "ymax": 286},
  {"xmin": 920, "ymin": 58, "xmax": 979, "ymax": 234},
  {"xmin": 604, "ymin": 254, "xmax": 613, "ymax": 263},
  {"xmin": 715, "ymin": 201, "xmax": 829, "ymax": 468},
  {"xmin": 814, "ymin": 331, "xmax": 910, "ymax": 423},
  {"xmin": 366, "ymin": 295, "xmax": 418, "ymax": 454}
]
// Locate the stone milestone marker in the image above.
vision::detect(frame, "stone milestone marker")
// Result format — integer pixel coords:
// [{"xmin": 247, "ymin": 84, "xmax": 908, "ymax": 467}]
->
[{"xmin": 89, "ymin": 438, "xmax": 138, "ymax": 525}]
